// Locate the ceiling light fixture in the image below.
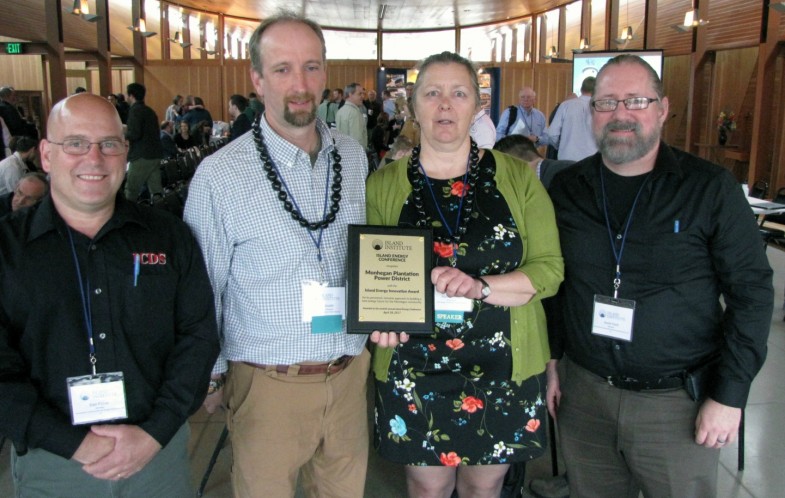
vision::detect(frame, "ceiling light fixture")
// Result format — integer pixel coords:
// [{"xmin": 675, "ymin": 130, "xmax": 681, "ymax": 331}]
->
[
  {"xmin": 574, "ymin": 37, "xmax": 593, "ymax": 53},
  {"xmin": 71, "ymin": 0, "xmax": 100, "ymax": 22},
  {"xmin": 379, "ymin": 4, "xmax": 387, "ymax": 20},
  {"xmin": 170, "ymin": 31, "xmax": 192, "ymax": 48},
  {"xmin": 127, "ymin": 18, "xmax": 156, "ymax": 37},
  {"xmin": 672, "ymin": 1, "xmax": 709, "ymax": 32}
]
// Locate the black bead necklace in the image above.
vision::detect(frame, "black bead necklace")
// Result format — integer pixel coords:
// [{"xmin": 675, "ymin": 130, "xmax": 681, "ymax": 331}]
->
[
  {"xmin": 408, "ymin": 139, "xmax": 481, "ymax": 249},
  {"xmin": 252, "ymin": 117, "xmax": 343, "ymax": 231}
]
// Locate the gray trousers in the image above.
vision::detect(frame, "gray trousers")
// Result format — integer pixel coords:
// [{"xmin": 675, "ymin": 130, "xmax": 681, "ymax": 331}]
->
[
  {"xmin": 12, "ymin": 424, "xmax": 192, "ymax": 498},
  {"xmin": 124, "ymin": 157, "xmax": 163, "ymax": 201},
  {"xmin": 558, "ymin": 357, "xmax": 720, "ymax": 498}
]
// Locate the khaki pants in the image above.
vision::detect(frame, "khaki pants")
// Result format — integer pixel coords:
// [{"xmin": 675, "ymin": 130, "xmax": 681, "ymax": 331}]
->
[
  {"xmin": 558, "ymin": 357, "xmax": 719, "ymax": 498},
  {"xmin": 226, "ymin": 349, "xmax": 370, "ymax": 498}
]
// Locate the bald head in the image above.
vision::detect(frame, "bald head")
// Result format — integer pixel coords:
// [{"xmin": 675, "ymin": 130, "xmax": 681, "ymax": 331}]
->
[
  {"xmin": 47, "ymin": 93, "xmax": 123, "ymax": 139},
  {"xmin": 519, "ymin": 87, "xmax": 536, "ymax": 111}
]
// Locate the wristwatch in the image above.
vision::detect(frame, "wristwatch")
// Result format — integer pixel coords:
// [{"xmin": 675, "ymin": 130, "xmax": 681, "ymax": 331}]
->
[
  {"xmin": 207, "ymin": 376, "xmax": 225, "ymax": 395},
  {"xmin": 477, "ymin": 277, "xmax": 491, "ymax": 300}
]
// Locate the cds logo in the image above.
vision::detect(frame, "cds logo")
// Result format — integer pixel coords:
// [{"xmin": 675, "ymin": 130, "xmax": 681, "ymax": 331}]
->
[{"xmin": 133, "ymin": 252, "xmax": 167, "ymax": 265}]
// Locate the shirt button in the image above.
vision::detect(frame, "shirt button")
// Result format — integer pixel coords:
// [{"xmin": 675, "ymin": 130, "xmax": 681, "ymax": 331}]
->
[
  {"xmin": 90, "ymin": 245, "xmax": 97, "ymax": 251},
  {"xmin": 614, "ymin": 344, "xmax": 621, "ymax": 350},
  {"xmin": 616, "ymin": 234, "xmax": 622, "ymax": 240},
  {"xmin": 94, "ymin": 288, "xmax": 102, "ymax": 295},
  {"xmin": 98, "ymin": 333, "xmax": 107, "ymax": 340}
]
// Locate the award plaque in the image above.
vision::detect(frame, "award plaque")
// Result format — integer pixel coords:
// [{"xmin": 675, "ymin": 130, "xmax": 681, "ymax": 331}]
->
[{"xmin": 347, "ymin": 225, "xmax": 434, "ymax": 334}]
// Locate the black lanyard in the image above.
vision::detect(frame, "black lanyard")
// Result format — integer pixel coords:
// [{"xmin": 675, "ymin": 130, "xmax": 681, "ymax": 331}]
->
[
  {"xmin": 67, "ymin": 228, "xmax": 97, "ymax": 375},
  {"xmin": 599, "ymin": 166, "xmax": 651, "ymax": 298}
]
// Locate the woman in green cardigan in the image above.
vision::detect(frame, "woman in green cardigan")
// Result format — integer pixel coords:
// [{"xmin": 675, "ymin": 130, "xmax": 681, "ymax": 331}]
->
[{"xmin": 367, "ymin": 51, "xmax": 564, "ymax": 498}]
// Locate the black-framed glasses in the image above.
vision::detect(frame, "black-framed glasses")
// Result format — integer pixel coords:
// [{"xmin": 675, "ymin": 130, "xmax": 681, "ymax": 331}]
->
[
  {"xmin": 48, "ymin": 138, "xmax": 127, "ymax": 156},
  {"xmin": 591, "ymin": 97, "xmax": 659, "ymax": 112}
]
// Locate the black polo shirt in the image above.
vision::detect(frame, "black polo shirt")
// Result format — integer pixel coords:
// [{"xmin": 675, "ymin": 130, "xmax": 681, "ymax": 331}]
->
[
  {"xmin": 547, "ymin": 143, "xmax": 773, "ymax": 408},
  {"xmin": 0, "ymin": 195, "xmax": 219, "ymax": 458}
]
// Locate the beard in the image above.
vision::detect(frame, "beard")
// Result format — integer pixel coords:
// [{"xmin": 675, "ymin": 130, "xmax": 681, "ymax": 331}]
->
[
  {"xmin": 595, "ymin": 119, "xmax": 660, "ymax": 165},
  {"xmin": 283, "ymin": 93, "xmax": 317, "ymax": 127}
]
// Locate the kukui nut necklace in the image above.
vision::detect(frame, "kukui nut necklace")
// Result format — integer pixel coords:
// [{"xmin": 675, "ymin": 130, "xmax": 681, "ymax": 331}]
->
[
  {"xmin": 252, "ymin": 118, "xmax": 343, "ymax": 232},
  {"xmin": 252, "ymin": 118, "xmax": 342, "ymax": 265},
  {"xmin": 408, "ymin": 139, "xmax": 480, "ymax": 265}
]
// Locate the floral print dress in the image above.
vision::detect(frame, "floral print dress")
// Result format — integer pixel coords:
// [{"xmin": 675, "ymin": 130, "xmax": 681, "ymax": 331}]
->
[{"xmin": 374, "ymin": 152, "xmax": 548, "ymax": 466}]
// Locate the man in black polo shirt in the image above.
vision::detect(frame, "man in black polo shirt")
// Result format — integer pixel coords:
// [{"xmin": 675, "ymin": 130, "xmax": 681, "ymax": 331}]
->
[
  {"xmin": 546, "ymin": 55, "xmax": 773, "ymax": 497},
  {"xmin": 0, "ymin": 93, "xmax": 219, "ymax": 497}
]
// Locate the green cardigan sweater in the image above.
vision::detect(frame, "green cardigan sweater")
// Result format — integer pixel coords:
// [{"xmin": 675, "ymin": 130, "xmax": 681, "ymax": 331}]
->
[{"xmin": 366, "ymin": 149, "xmax": 564, "ymax": 384}]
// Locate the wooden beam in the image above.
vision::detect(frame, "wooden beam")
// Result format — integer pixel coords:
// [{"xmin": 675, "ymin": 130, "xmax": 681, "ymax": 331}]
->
[
  {"xmin": 644, "ymin": 0, "xmax": 657, "ymax": 49},
  {"xmin": 748, "ymin": 0, "xmax": 781, "ymax": 184},
  {"xmin": 43, "ymin": 0, "xmax": 67, "ymax": 104},
  {"xmin": 96, "ymin": 0, "xmax": 112, "ymax": 97},
  {"xmin": 684, "ymin": 0, "xmax": 710, "ymax": 155}
]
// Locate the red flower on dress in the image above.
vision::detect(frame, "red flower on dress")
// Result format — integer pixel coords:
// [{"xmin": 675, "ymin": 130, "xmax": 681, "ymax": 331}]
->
[
  {"xmin": 427, "ymin": 344, "xmax": 436, "ymax": 351},
  {"xmin": 451, "ymin": 181, "xmax": 469, "ymax": 197},
  {"xmin": 408, "ymin": 403, "xmax": 417, "ymax": 412},
  {"xmin": 433, "ymin": 241, "xmax": 454, "ymax": 258},
  {"xmin": 440, "ymin": 451, "xmax": 462, "ymax": 466},
  {"xmin": 461, "ymin": 396, "xmax": 484, "ymax": 413},
  {"xmin": 445, "ymin": 338, "xmax": 464, "ymax": 350},
  {"xmin": 525, "ymin": 419, "xmax": 541, "ymax": 433}
]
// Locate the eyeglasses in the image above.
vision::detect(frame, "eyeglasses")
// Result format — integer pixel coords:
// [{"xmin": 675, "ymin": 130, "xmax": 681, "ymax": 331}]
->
[
  {"xmin": 48, "ymin": 138, "xmax": 127, "ymax": 156},
  {"xmin": 591, "ymin": 97, "xmax": 660, "ymax": 112}
]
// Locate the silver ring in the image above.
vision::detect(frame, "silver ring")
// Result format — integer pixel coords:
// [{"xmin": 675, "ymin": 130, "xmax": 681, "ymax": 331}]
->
[{"xmin": 717, "ymin": 439, "xmax": 726, "ymax": 444}]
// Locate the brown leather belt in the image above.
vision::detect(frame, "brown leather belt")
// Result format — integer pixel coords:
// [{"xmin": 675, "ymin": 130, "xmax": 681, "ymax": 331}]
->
[{"xmin": 243, "ymin": 355, "xmax": 353, "ymax": 376}]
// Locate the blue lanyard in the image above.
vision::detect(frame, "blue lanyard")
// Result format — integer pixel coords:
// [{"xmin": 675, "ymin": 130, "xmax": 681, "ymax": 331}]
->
[
  {"xmin": 599, "ymin": 166, "xmax": 651, "ymax": 298},
  {"xmin": 419, "ymin": 157, "xmax": 470, "ymax": 264},
  {"xmin": 67, "ymin": 229, "xmax": 97, "ymax": 375},
  {"xmin": 270, "ymin": 144, "xmax": 334, "ymax": 266}
]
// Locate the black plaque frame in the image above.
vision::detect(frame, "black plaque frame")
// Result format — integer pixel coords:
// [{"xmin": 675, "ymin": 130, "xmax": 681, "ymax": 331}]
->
[{"xmin": 346, "ymin": 225, "xmax": 434, "ymax": 334}]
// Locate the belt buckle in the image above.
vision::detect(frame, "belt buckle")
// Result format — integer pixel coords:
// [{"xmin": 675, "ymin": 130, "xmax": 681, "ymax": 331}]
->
[{"xmin": 326, "ymin": 356, "xmax": 341, "ymax": 377}]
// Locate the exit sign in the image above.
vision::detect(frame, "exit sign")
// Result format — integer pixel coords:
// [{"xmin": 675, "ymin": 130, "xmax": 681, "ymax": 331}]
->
[{"xmin": 5, "ymin": 43, "xmax": 24, "ymax": 55}]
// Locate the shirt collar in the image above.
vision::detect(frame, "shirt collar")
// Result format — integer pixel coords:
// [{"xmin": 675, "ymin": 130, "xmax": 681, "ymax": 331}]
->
[
  {"xmin": 259, "ymin": 114, "xmax": 337, "ymax": 164},
  {"xmin": 28, "ymin": 194, "xmax": 150, "ymax": 243}
]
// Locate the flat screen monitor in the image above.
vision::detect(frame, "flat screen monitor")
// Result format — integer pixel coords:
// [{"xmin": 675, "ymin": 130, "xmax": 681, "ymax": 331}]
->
[{"xmin": 571, "ymin": 50, "xmax": 664, "ymax": 96}]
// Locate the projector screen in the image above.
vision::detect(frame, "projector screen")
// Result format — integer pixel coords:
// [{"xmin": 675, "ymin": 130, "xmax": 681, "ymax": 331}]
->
[{"xmin": 571, "ymin": 50, "xmax": 664, "ymax": 96}]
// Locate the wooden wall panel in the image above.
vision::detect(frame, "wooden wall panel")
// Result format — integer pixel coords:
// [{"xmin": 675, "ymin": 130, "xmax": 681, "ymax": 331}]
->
[
  {"xmin": 325, "ymin": 60, "xmax": 380, "ymax": 97},
  {"xmin": 530, "ymin": 62, "xmax": 574, "ymax": 120},
  {"xmin": 144, "ymin": 62, "xmax": 224, "ymax": 123},
  {"xmin": 495, "ymin": 63, "xmax": 536, "ymax": 110},
  {"xmin": 771, "ymin": 51, "xmax": 785, "ymax": 190},
  {"xmin": 654, "ymin": 0, "xmax": 693, "ymax": 56},
  {"xmin": 705, "ymin": 0, "xmax": 762, "ymax": 49},
  {"xmin": 661, "ymin": 54, "xmax": 690, "ymax": 148},
  {"xmin": 0, "ymin": 55, "xmax": 45, "ymax": 91}
]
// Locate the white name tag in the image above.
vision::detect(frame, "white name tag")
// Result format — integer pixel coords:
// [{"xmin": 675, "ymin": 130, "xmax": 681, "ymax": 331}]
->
[
  {"xmin": 67, "ymin": 372, "xmax": 128, "ymax": 425},
  {"xmin": 302, "ymin": 281, "xmax": 345, "ymax": 334},
  {"xmin": 591, "ymin": 294, "xmax": 636, "ymax": 342},
  {"xmin": 434, "ymin": 290, "xmax": 473, "ymax": 323}
]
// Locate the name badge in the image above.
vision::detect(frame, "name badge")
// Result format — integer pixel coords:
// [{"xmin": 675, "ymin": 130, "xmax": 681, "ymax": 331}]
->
[
  {"xmin": 67, "ymin": 372, "xmax": 128, "ymax": 425},
  {"xmin": 302, "ymin": 281, "xmax": 345, "ymax": 334},
  {"xmin": 591, "ymin": 294, "xmax": 636, "ymax": 342},
  {"xmin": 434, "ymin": 290, "xmax": 473, "ymax": 324}
]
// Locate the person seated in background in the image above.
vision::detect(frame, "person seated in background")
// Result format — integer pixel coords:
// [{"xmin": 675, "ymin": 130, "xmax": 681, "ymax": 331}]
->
[
  {"xmin": 494, "ymin": 134, "xmax": 574, "ymax": 188},
  {"xmin": 0, "ymin": 136, "xmax": 37, "ymax": 196},
  {"xmin": 0, "ymin": 171, "xmax": 48, "ymax": 217},
  {"xmin": 174, "ymin": 120, "xmax": 197, "ymax": 151},
  {"xmin": 246, "ymin": 92, "xmax": 264, "ymax": 121},
  {"xmin": 159, "ymin": 120, "xmax": 179, "ymax": 159},
  {"xmin": 192, "ymin": 120, "xmax": 213, "ymax": 147},
  {"xmin": 227, "ymin": 94, "xmax": 252, "ymax": 141}
]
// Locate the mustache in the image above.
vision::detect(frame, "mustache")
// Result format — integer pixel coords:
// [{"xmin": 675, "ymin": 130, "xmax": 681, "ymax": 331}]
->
[
  {"xmin": 604, "ymin": 120, "xmax": 640, "ymax": 133},
  {"xmin": 286, "ymin": 93, "xmax": 316, "ymax": 104}
]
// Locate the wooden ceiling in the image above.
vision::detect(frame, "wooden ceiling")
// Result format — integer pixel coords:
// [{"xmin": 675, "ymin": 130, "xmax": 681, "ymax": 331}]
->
[{"xmin": 170, "ymin": 0, "xmax": 563, "ymax": 30}]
